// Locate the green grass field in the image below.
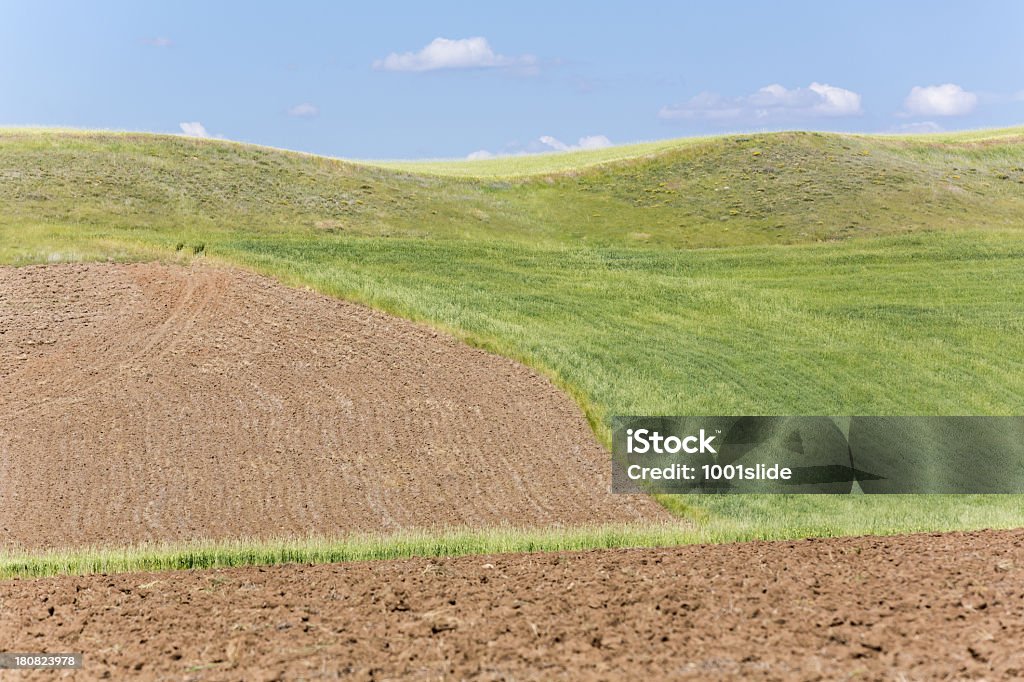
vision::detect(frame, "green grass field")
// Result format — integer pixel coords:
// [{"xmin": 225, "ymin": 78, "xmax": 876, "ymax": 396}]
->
[{"xmin": 2, "ymin": 127, "xmax": 1023, "ymax": 576}]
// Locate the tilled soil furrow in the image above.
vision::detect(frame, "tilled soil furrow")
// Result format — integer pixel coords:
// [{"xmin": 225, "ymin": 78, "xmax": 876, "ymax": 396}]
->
[{"xmin": 0, "ymin": 262, "xmax": 664, "ymax": 551}]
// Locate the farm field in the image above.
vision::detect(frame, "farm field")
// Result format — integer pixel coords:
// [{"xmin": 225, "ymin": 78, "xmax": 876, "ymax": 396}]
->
[
  {"xmin": 0, "ymin": 261, "xmax": 663, "ymax": 554},
  {"xmin": 2, "ymin": 529, "xmax": 1021, "ymax": 680},
  {"xmin": 1, "ymin": 128, "xmax": 1023, "ymax": 678},
  {"xmin": 2, "ymin": 129, "xmax": 1024, "ymax": 559}
]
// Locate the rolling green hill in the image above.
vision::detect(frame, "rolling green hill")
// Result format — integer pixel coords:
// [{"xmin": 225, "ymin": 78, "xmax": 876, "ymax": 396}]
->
[
  {"xmin": 3, "ymin": 126, "xmax": 1023, "ymax": 419},
  {"xmin": 3, "ymin": 128, "xmax": 1024, "ymax": 562},
  {"xmin": 3, "ymin": 127, "xmax": 1023, "ymax": 251},
  {"xmin": 369, "ymin": 125, "xmax": 1024, "ymax": 177}
]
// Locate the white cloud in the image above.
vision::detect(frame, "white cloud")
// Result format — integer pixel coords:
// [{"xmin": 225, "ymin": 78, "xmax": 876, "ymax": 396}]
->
[
  {"xmin": 143, "ymin": 37, "xmax": 173, "ymax": 48},
  {"xmin": 538, "ymin": 135, "xmax": 570, "ymax": 152},
  {"xmin": 805, "ymin": 83, "xmax": 863, "ymax": 116},
  {"xmin": 903, "ymin": 84, "xmax": 977, "ymax": 117},
  {"xmin": 287, "ymin": 103, "xmax": 319, "ymax": 118},
  {"xmin": 577, "ymin": 135, "xmax": 614, "ymax": 150},
  {"xmin": 659, "ymin": 82, "xmax": 863, "ymax": 122},
  {"xmin": 374, "ymin": 37, "xmax": 536, "ymax": 72},
  {"xmin": 466, "ymin": 149, "xmax": 495, "ymax": 160},
  {"xmin": 178, "ymin": 121, "xmax": 210, "ymax": 138}
]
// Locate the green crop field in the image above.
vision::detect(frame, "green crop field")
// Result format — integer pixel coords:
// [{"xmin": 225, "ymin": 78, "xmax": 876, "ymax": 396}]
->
[{"xmin": 2, "ymin": 127, "xmax": 1023, "ymax": 576}]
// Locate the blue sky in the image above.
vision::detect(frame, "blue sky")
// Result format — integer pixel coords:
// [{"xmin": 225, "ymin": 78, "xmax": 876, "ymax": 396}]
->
[{"xmin": 2, "ymin": 1, "xmax": 1022, "ymax": 159}]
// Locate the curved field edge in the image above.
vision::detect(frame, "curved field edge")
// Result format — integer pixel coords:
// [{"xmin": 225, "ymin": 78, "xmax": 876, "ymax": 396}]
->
[
  {"xmin": 4, "ymin": 231, "xmax": 1024, "ymax": 549},
  {"xmin": 3, "ymin": 495, "xmax": 1024, "ymax": 580},
  {"xmin": 7, "ymin": 230, "xmax": 1022, "ymax": 431}
]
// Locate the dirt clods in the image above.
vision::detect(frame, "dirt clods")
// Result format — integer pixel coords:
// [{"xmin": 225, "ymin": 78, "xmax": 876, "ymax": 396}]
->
[{"xmin": 2, "ymin": 530, "xmax": 1022, "ymax": 679}]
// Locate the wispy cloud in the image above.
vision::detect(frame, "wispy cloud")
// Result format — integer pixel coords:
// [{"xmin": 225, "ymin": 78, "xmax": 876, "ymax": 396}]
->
[
  {"xmin": 467, "ymin": 134, "xmax": 612, "ymax": 159},
  {"xmin": 287, "ymin": 103, "xmax": 320, "ymax": 118},
  {"xmin": 142, "ymin": 37, "xmax": 173, "ymax": 48},
  {"xmin": 659, "ymin": 82, "xmax": 863, "ymax": 122},
  {"xmin": 893, "ymin": 121, "xmax": 944, "ymax": 134},
  {"xmin": 538, "ymin": 135, "xmax": 613, "ymax": 152},
  {"xmin": 902, "ymin": 84, "xmax": 978, "ymax": 117},
  {"xmin": 179, "ymin": 121, "xmax": 210, "ymax": 138},
  {"xmin": 373, "ymin": 37, "xmax": 537, "ymax": 73}
]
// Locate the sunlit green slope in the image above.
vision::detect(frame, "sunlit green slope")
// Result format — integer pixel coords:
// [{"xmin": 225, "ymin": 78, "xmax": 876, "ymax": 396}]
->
[{"xmin": 3, "ymin": 127, "xmax": 1023, "ymax": 249}]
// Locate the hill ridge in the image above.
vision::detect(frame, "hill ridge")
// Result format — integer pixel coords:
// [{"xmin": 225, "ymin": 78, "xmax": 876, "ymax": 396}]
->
[{"xmin": 2, "ymin": 127, "xmax": 1023, "ymax": 250}]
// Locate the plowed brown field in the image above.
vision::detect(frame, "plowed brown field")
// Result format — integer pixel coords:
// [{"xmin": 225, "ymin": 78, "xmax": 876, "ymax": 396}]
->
[
  {"xmin": 2, "ymin": 530, "xmax": 1022, "ymax": 680},
  {"xmin": 0, "ymin": 263, "xmax": 664, "ymax": 552}
]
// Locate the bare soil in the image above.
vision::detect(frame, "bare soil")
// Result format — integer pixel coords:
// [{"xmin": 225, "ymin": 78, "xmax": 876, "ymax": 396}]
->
[
  {"xmin": 0, "ymin": 529, "xmax": 1021, "ymax": 680},
  {"xmin": 0, "ymin": 263, "xmax": 664, "ymax": 552}
]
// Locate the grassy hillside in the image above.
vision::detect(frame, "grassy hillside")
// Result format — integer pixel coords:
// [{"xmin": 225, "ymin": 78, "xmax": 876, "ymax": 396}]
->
[
  {"xmin": 2, "ymin": 128, "xmax": 1024, "ymax": 558},
  {"xmin": 367, "ymin": 136, "xmax": 710, "ymax": 177},
  {"xmin": 369, "ymin": 125, "xmax": 1024, "ymax": 177},
  {"xmin": 3, "ymin": 127, "xmax": 1023, "ymax": 421},
  {"xmin": 3, "ymin": 127, "xmax": 1023, "ymax": 249}
]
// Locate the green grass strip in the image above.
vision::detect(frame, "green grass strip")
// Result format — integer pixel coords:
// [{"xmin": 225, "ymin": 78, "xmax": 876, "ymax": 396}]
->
[{"xmin": 4, "ymin": 494, "xmax": 1022, "ymax": 580}]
